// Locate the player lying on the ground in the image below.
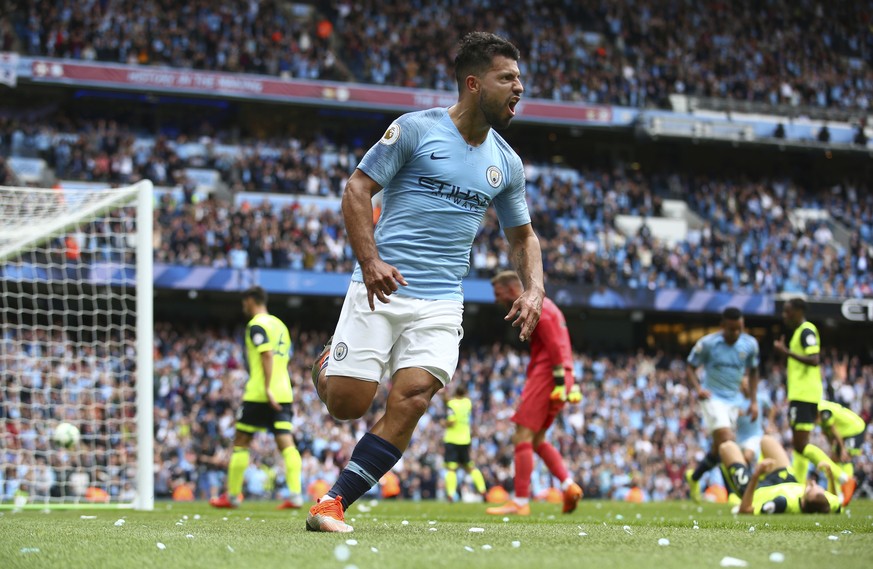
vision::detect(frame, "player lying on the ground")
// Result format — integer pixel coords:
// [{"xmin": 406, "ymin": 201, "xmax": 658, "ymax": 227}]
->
[
  {"xmin": 719, "ymin": 435, "xmax": 841, "ymax": 515},
  {"xmin": 817, "ymin": 399, "xmax": 864, "ymax": 507}
]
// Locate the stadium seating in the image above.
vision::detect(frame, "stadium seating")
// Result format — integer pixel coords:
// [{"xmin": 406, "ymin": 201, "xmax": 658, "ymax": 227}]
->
[
  {"xmin": 3, "ymin": 116, "xmax": 870, "ymax": 296},
  {"xmin": 6, "ymin": 0, "xmax": 870, "ymax": 113}
]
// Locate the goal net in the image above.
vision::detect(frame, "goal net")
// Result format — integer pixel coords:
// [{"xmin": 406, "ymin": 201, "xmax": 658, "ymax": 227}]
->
[{"xmin": 0, "ymin": 181, "xmax": 153, "ymax": 510}]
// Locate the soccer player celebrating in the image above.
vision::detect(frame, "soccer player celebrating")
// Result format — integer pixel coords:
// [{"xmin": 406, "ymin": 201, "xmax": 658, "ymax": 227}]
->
[
  {"xmin": 720, "ymin": 435, "xmax": 841, "ymax": 515},
  {"xmin": 818, "ymin": 399, "xmax": 864, "ymax": 506},
  {"xmin": 685, "ymin": 307, "xmax": 760, "ymax": 503},
  {"xmin": 773, "ymin": 298, "xmax": 834, "ymax": 486},
  {"xmin": 210, "ymin": 287, "xmax": 304, "ymax": 510},
  {"xmin": 306, "ymin": 32, "xmax": 543, "ymax": 533},
  {"xmin": 442, "ymin": 384, "xmax": 487, "ymax": 501},
  {"xmin": 485, "ymin": 270, "xmax": 583, "ymax": 516}
]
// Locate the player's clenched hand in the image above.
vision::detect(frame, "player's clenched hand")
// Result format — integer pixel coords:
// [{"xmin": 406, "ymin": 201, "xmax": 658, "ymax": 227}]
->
[
  {"xmin": 696, "ymin": 387, "xmax": 712, "ymax": 400},
  {"xmin": 505, "ymin": 288, "xmax": 543, "ymax": 342},
  {"xmin": 755, "ymin": 458, "xmax": 775, "ymax": 474},
  {"xmin": 747, "ymin": 400, "xmax": 759, "ymax": 422},
  {"xmin": 360, "ymin": 258, "xmax": 407, "ymax": 311},
  {"xmin": 267, "ymin": 392, "xmax": 281, "ymax": 412},
  {"xmin": 772, "ymin": 335, "xmax": 788, "ymax": 356}
]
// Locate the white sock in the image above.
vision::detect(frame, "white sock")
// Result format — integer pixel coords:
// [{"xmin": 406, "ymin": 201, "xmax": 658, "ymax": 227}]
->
[
  {"xmin": 514, "ymin": 497, "xmax": 529, "ymax": 506},
  {"xmin": 319, "ymin": 494, "xmax": 335, "ymax": 502},
  {"xmin": 561, "ymin": 478, "xmax": 576, "ymax": 491}
]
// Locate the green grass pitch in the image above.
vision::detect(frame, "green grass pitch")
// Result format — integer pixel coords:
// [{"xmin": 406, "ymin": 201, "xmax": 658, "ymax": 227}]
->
[{"xmin": 2, "ymin": 500, "xmax": 872, "ymax": 569}]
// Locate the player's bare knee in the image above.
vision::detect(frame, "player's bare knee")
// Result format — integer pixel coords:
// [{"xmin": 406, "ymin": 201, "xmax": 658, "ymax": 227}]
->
[
  {"xmin": 718, "ymin": 440, "xmax": 738, "ymax": 461},
  {"xmin": 790, "ymin": 434, "xmax": 808, "ymax": 453},
  {"xmin": 397, "ymin": 392, "xmax": 431, "ymax": 419},
  {"xmin": 326, "ymin": 396, "xmax": 368, "ymax": 421}
]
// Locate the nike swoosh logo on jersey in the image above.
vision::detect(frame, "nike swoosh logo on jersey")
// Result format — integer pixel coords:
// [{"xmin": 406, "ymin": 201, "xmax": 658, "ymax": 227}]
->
[{"xmin": 430, "ymin": 152, "xmax": 449, "ymax": 160}]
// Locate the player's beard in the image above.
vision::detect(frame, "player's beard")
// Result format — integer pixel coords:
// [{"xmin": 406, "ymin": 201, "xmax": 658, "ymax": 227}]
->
[{"xmin": 479, "ymin": 89, "xmax": 514, "ymax": 130}]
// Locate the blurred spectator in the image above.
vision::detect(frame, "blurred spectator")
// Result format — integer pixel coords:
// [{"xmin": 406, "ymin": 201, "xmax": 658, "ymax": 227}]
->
[
  {"xmin": 3, "ymin": 322, "xmax": 872, "ymax": 503},
  {"xmin": 6, "ymin": 1, "xmax": 872, "ymax": 113}
]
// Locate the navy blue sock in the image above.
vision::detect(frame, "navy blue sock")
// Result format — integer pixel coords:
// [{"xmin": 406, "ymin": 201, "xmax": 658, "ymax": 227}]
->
[
  {"xmin": 328, "ymin": 433, "xmax": 403, "ymax": 510},
  {"xmin": 692, "ymin": 451, "xmax": 719, "ymax": 482}
]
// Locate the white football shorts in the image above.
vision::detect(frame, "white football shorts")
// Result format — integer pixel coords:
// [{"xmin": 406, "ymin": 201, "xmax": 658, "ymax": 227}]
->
[
  {"xmin": 699, "ymin": 397, "xmax": 740, "ymax": 433},
  {"xmin": 739, "ymin": 434, "xmax": 763, "ymax": 461},
  {"xmin": 326, "ymin": 281, "xmax": 464, "ymax": 385}
]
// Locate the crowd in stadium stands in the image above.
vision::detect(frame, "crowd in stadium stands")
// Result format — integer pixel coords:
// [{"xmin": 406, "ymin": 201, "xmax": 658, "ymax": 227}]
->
[
  {"xmin": 2, "ymin": 116, "xmax": 871, "ymax": 296},
  {"xmin": 5, "ymin": 1, "xmax": 871, "ymax": 112},
  {"xmin": 2, "ymin": 324, "xmax": 872, "ymax": 505}
]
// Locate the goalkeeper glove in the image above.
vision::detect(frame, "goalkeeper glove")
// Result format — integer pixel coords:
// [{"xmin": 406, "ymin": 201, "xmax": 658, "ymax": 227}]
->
[
  {"xmin": 567, "ymin": 384, "xmax": 582, "ymax": 404},
  {"xmin": 550, "ymin": 366, "xmax": 567, "ymax": 401},
  {"xmin": 550, "ymin": 385, "xmax": 567, "ymax": 402}
]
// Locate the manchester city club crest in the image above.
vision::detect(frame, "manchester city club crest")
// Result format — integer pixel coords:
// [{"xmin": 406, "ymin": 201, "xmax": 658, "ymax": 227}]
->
[
  {"xmin": 333, "ymin": 341, "xmax": 348, "ymax": 361},
  {"xmin": 486, "ymin": 165, "xmax": 502, "ymax": 188}
]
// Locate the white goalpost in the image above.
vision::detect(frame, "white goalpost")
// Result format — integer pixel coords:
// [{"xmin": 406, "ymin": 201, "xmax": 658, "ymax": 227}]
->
[{"xmin": 0, "ymin": 180, "xmax": 153, "ymax": 510}]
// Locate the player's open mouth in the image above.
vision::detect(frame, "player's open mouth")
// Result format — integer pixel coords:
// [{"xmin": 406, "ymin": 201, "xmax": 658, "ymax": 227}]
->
[{"xmin": 508, "ymin": 98, "xmax": 519, "ymax": 116}]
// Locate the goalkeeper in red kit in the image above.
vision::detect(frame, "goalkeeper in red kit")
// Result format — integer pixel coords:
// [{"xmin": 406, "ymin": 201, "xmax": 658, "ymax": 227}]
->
[{"xmin": 486, "ymin": 271, "xmax": 583, "ymax": 515}]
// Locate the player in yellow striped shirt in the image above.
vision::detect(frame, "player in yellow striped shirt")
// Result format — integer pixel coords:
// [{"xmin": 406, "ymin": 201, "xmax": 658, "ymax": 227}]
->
[
  {"xmin": 773, "ymin": 298, "xmax": 842, "ymax": 488},
  {"xmin": 210, "ymin": 287, "xmax": 303, "ymax": 510},
  {"xmin": 818, "ymin": 400, "xmax": 866, "ymax": 506},
  {"xmin": 443, "ymin": 385, "xmax": 487, "ymax": 501}
]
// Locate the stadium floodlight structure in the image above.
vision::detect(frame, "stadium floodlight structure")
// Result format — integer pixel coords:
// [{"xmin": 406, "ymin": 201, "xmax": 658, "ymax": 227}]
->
[{"xmin": 0, "ymin": 181, "xmax": 153, "ymax": 510}]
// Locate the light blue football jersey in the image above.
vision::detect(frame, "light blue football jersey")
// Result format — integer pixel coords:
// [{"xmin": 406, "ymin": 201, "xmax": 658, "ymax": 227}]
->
[
  {"xmin": 687, "ymin": 332, "xmax": 760, "ymax": 405},
  {"xmin": 352, "ymin": 108, "xmax": 530, "ymax": 301},
  {"xmin": 737, "ymin": 390, "xmax": 771, "ymax": 443}
]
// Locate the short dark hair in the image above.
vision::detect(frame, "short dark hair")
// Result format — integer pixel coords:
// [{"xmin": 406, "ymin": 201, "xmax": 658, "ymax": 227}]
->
[
  {"xmin": 722, "ymin": 307, "xmax": 743, "ymax": 321},
  {"xmin": 455, "ymin": 384, "xmax": 468, "ymax": 397},
  {"xmin": 801, "ymin": 492, "xmax": 831, "ymax": 513},
  {"xmin": 454, "ymin": 32, "xmax": 520, "ymax": 92},
  {"xmin": 242, "ymin": 286, "xmax": 267, "ymax": 306},
  {"xmin": 788, "ymin": 297, "xmax": 807, "ymax": 313}
]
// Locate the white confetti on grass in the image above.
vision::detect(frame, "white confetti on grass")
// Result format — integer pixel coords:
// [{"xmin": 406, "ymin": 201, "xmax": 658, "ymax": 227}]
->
[
  {"xmin": 769, "ymin": 552, "xmax": 785, "ymax": 563},
  {"xmin": 227, "ymin": 546, "xmax": 235, "ymax": 553},
  {"xmin": 428, "ymin": 520, "xmax": 437, "ymax": 525},
  {"xmin": 334, "ymin": 544, "xmax": 351, "ymax": 562},
  {"xmin": 345, "ymin": 539, "xmax": 358, "ymax": 546},
  {"xmin": 370, "ymin": 547, "xmax": 379, "ymax": 553},
  {"xmin": 80, "ymin": 515, "xmax": 97, "ymax": 520},
  {"xmin": 502, "ymin": 517, "xmax": 510, "ymax": 523},
  {"xmin": 193, "ymin": 514, "xmax": 201, "ymax": 520},
  {"xmin": 511, "ymin": 541, "xmax": 521, "ymax": 548},
  {"xmin": 482, "ymin": 545, "xmax": 492, "ymax": 550},
  {"xmin": 469, "ymin": 527, "xmax": 485, "ymax": 533},
  {"xmin": 464, "ymin": 546, "xmax": 475, "ymax": 552},
  {"xmin": 622, "ymin": 525, "xmax": 633, "ymax": 535},
  {"xmin": 828, "ymin": 535, "xmax": 839, "ymax": 541},
  {"xmin": 183, "ymin": 515, "xmax": 189, "ymax": 520},
  {"xmin": 719, "ymin": 556, "xmax": 748, "ymax": 567},
  {"xmin": 401, "ymin": 520, "xmax": 409, "ymax": 526},
  {"xmin": 185, "ymin": 534, "xmax": 194, "ymax": 539},
  {"xmin": 749, "ymin": 526, "xmax": 756, "ymax": 533},
  {"xmin": 156, "ymin": 543, "xmax": 166, "ymax": 550},
  {"xmin": 429, "ymin": 528, "xmax": 438, "ymax": 532},
  {"xmin": 114, "ymin": 519, "xmax": 125, "ymax": 527},
  {"xmin": 658, "ymin": 538, "xmax": 670, "ymax": 546},
  {"xmin": 578, "ymin": 532, "xmax": 588, "ymax": 537},
  {"xmin": 20, "ymin": 548, "xmax": 41, "ymax": 554}
]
